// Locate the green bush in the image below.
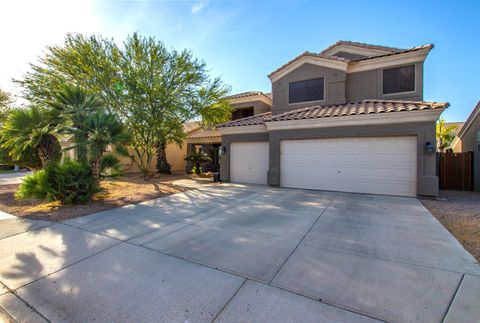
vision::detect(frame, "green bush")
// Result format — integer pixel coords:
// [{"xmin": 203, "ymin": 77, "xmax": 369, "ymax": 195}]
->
[
  {"xmin": 100, "ymin": 153, "xmax": 123, "ymax": 178},
  {"xmin": 16, "ymin": 160, "xmax": 98, "ymax": 204}
]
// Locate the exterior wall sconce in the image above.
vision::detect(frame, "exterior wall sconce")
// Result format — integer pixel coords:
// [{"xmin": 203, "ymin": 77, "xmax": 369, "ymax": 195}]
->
[
  {"xmin": 218, "ymin": 146, "xmax": 227, "ymax": 156},
  {"xmin": 425, "ymin": 141, "xmax": 435, "ymax": 154}
]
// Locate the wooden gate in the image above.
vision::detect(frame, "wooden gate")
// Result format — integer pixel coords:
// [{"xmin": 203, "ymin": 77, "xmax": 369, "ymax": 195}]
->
[{"xmin": 438, "ymin": 152, "xmax": 474, "ymax": 190}]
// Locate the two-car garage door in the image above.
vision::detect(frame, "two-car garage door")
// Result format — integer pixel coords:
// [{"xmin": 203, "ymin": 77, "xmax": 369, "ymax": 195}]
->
[
  {"xmin": 280, "ymin": 137, "xmax": 417, "ymax": 197},
  {"xmin": 229, "ymin": 137, "xmax": 417, "ymax": 197}
]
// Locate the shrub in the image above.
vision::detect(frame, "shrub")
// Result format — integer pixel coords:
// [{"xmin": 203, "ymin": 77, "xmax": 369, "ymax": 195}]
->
[
  {"xmin": 100, "ymin": 154, "xmax": 123, "ymax": 178},
  {"xmin": 16, "ymin": 160, "xmax": 98, "ymax": 204}
]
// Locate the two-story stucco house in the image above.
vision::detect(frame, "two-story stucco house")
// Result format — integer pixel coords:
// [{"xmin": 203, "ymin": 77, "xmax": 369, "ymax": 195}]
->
[{"xmin": 218, "ymin": 41, "xmax": 449, "ymax": 197}]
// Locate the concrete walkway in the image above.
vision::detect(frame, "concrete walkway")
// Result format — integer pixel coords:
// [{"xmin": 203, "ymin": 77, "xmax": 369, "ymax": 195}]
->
[
  {"xmin": 0, "ymin": 184, "xmax": 479, "ymax": 322},
  {"xmin": 0, "ymin": 171, "xmax": 32, "ymax": 185}
]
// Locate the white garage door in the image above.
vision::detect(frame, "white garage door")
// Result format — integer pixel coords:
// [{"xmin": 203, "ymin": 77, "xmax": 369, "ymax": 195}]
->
[
  {"xmin": 230, "ymin": 142, "xmax": 269, "ymax": 185},
  {"xmin": 280, "ymin": 137, "xmax": 417, "ymax": 197}
]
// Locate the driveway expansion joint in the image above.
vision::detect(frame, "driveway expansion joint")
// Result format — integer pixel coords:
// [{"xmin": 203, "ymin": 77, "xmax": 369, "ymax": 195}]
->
[
  {"xmin": 268, "ymin": 192, "xmax": 338, "ymax": 284},
  {"xmin": 442, "ymin": 273, "xmax": 465, "ymax": 322},
  {"xmin": 210, "ymin": 278, "xmax": 248, "ymax": 322}
]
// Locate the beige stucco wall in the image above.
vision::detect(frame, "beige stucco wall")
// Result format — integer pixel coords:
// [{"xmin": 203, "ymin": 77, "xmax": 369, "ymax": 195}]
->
[
  {"xmin": 271, "ymin": 63, "xmax": 347, "ymax": 115},
  {"xmin": 271, "ymin": 62, "xmax": 425, "ymax": 116},
  {"xmin": 346, "ymin": 62, "xmax": 424, "ymax": 102},
  {"xmin": 121, "ymin": 143, "xmax": 186, "ymax": 173},
  {"xmin": 455, "ymin": 117, "xmax": 480, "ymax": 153}
]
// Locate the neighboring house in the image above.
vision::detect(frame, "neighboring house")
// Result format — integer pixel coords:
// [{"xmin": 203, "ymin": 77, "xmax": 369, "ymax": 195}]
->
[
  {"xmin": 451, "ymin": 101, "xmax": 480, "ymax": 153},
  {"xmin": 218, "ymin": 41, "xmax": 449, "ymax": 197},
  {"xmin": 119, "ymin": 121, "xmax": 201, "ymax": 173},
  {"xmin": 434, "ymin": 121, "xmax": 465, "ymax": 152},
  {"xmin": 184, "ymin": 91, "xmax": 272, "ymax": 172},
  {"xmin": 450, "ymin": 101, "xmax": 480, "ymax": 192}
]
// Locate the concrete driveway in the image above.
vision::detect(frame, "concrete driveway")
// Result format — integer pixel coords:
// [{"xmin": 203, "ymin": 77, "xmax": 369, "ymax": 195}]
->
[
  {"xmin": 0, "ymin": 184, "xmax": 479, "ymax": 322},
  {"xmin": 0, "ymin": 171, "xmax": 32, "ymax": 185}
]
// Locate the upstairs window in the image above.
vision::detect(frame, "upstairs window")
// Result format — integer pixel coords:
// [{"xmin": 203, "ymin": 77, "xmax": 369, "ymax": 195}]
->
[
  {"xmin": 232, "ymin": 107, "xmax": 254, "ymax": 120},
  {"xmin": 289, "ymin": 78, "xmax": 324, "ymax": 104},
  {"xmin": 383, "ymin": 65, "xmax": 415, "ymax": 94}
]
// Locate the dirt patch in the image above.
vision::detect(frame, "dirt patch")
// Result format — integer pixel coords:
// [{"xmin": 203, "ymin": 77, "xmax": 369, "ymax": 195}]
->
[
  {"xmin": 0, "ymin": 173, "xmax": 211, "ymax": 222},
  {"xmin": 421, "ymin": 190, "xmax": 480, "ymax": 261}
]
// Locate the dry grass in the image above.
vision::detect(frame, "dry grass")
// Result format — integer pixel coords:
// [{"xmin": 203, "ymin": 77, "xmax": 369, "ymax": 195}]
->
[
  {"xmin": 0, "ymin": 173, "xmax": 200, "ymax": 222},
  {"xmin": 421, "ymin": 190, "xmax": 480, "ymax": 261}
]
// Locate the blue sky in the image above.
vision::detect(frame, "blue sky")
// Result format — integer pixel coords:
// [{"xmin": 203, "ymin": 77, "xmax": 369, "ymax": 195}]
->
[{"xmin": 1, "ymin": 0, "xmax": 479, "ymax": 121}]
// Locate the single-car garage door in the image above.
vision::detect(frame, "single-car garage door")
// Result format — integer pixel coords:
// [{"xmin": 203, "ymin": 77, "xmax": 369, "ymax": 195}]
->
[
  {"xmin": 280, "ymin": 137, "xmax": 417, "ymax": 197},
  {"xmin": 230, "ymin": 142, "xmax": 269, "ymax": 185}
]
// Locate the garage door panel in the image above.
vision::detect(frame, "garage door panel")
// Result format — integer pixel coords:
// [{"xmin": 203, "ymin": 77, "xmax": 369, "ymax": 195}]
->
[
  {"xmin": 230, "ymin": 142, "xmax": 269, "ymax": 185},
  {"xmin": 280, "ymin": 137, "xmax": 417, "ymax": 197}
]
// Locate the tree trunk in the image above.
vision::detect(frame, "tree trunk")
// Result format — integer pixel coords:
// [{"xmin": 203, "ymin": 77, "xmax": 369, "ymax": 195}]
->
[
  {"xmin": 91, "ymin": 157, "xmax": 101, "ymax": 185},
  {"xmin": 156, "ymin": 142, "xmax": 171, "ymax": 174},
  {"xmin": 37, "ymin": 134, "xmax": 61, "ymax": 168},
  {"xmin": 74, "ymin": 132, "xmax": 88, "ymax": 161}
]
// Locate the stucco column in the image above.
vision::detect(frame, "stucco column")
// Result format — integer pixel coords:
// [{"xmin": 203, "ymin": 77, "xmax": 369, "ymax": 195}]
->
[
  {"xmin": 185, "ymin": 143, "xmax": 194, "ymax": 173},
  {"xmin": 268, "ymin": 132, "xmax": 280, "ymax": 186},
  {"xmin": 475, "ymin": 151, "xmax": 480, "ymax": 192},
  {"xmin": 418, "ymin": 123, "xmax": 439, "ymax": 196}
]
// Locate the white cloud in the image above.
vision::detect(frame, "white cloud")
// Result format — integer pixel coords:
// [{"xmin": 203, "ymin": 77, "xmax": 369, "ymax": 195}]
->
[{"xmin": 191, "ymin": 1, "xmax": 209, "ymax": 14}]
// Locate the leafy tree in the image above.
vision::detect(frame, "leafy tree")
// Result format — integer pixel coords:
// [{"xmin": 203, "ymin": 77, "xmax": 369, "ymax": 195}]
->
[
  {"xmin": 436, "ymin": 117, "xmax": 457, "ymax": 152},
  {"xmin": 0, "ymin": 89, "xmax": 14, "ymax": 121},
  {"xmin": 73, "ymin": 111, "xmax": 130, "ymax": 183},
  {"xmin": 16, "ymin": 33, "xmax": 232, "ymax": 178},
  {"xmin": 119, "ymin": 33, "xmax": 232, "ymax": 175},
  {"xmin": 48, "ymin": 85, "xmax": 103, "ymax": 160},
  {"xmin": 185, "ymin": 151, "xmax": 212, "ymax": 175},
  {"xmin": 0, "ymin": 106, "xmax": 61, "ymax": 169}
]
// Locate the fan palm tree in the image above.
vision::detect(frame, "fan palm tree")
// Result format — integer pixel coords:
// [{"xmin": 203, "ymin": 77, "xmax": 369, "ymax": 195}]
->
[
  {"xmin": 0, "ymin": 106, "xmax": 61, "ymax": 169},
  {"xmin": 74, "ymin": 111, "xmax": 130, "ymax": 183},
  {"xmin": 436, "ymin": 117, "xmax": 457, "ymax": 152},
  {"xmin": 185, "ymin": 151, "xmax": 211, "ymax": 175},
  {"xmin": 48, "ymin": 85, "xmax": 103, "ymax": 160}
]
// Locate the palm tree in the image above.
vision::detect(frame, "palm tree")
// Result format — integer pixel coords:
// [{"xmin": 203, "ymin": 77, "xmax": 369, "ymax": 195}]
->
[
  {"xmin": 48, "ymin": 85, "xmax": 103, "ymax": 160},
  {"xmin": 185, "ymin": 151, "xmax": 211, "ymax": 175},
  {"xmin": 0, "ymin": 106, "xmax": 61, "ymax": 169},
  {"xmin": 436, "ymin": 117, "xmax": 457, "ymax": 152},
  {"xmin": 74, "ymin": 111, "xmax": 130, "ymax": 183}
]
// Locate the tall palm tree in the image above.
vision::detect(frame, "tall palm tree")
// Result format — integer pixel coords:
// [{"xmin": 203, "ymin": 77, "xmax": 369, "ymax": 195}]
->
[
  {"xmin": 0, "ymin": 106, "xmax": 61, "ymax": 168},
  {"xmin": 436, "ymin": 117, "xmax": 457, "ymax": 152},
  {"xmin": 48, "ymin": 85, "xmax": 103, "ymax": 160},
  {"xmin": 74, "ymin": 111, "xmax": 130, "ymax": 183}
]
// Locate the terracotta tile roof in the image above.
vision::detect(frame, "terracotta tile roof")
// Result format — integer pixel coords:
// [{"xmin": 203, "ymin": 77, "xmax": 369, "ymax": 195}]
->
[
  {"xmin": 225, "ymin": 91, "xmax": 272, "ymax": 101},
  {"xmin": 321, "ymin": 40, "xmax": 404, "ymax": 55},
  {"xmin": 183, "ymin": 121, "xmax": 202, "ymax": 134},
  {"xmin": 218, "ymin": 100, "xmax": 449, "ymax": 128},
  {"xmin": 269, "ymin": 43, "xmax": 433, "ymax": 79},
  {"xmin": 187, "ymin": 128, "xmax": 221, "ymax": 139},
  {"xmin": 457, "ymin": 100, "xmax": 480, "ymax": 139},
  {"xmin": 351, "ymin": 44, "xmax": 434, "ymax": 62},
  {"xmin": 268, "ymin": 52, "xmax": 350, "ymax": 78},
  {"xmin": 270, "ymin": 100, "xmax": 448, "ymax": 122},
  {"xmin": 444, "ymin": 122, "xmax": 465, "ymax": 136},
  {"xmin": 218, "ymin": 112, "xmax": 272, "ymax": 128}
]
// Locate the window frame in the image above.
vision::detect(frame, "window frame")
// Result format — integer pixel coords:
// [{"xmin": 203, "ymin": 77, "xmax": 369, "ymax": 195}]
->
[
  {"xmin": 382, "ymin": 64, "xmax": 416, "ymax": 96},
  {"xmin": 231, "ymin": 107, "xmax": 254, "ymax": 120},
  {"xmin": 288, "ymin": 77, "xmax": 326, "ymax": 104}
]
